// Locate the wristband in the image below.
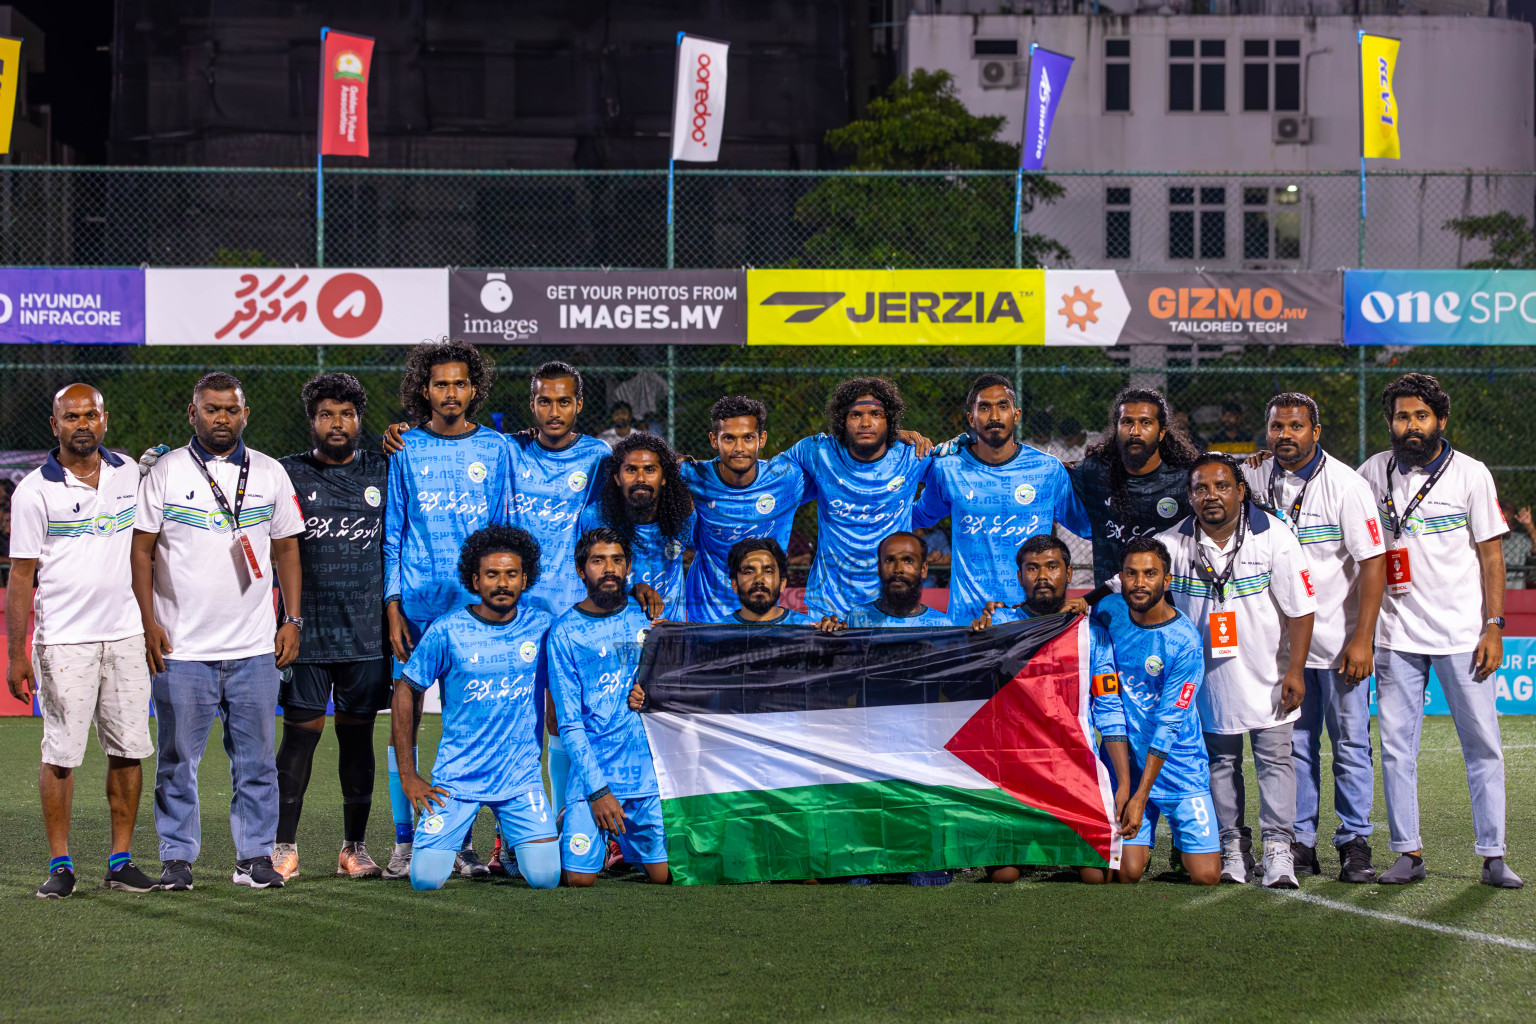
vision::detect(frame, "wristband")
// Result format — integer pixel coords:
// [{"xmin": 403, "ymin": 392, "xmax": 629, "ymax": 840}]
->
[{"xmin": 587, "ymin": 786, "xmax": 612, "ymax": 803}]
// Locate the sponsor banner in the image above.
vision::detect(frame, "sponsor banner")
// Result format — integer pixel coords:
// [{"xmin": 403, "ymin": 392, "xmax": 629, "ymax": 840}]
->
[
  {"xmin": 145, "ymin": 268, "xmax": 446, "ymax": 346},
  {"xmin": 1045, "ymin": 270, "xmax": 1342, "ymax": 346},
  {"xmin": 1367, "ymin": 637, "xmax": 1536, "ymax": 716},
  {"xmin": 1021, "ymin": 47, "xmax": 1073, "ymax": 171},
  {"xmin": 320, "ymin": 30, "xmax": 374, "ymax": 158},
  {"xmin": 671, "ymin": 34, "xmax": 729, "ymax": 163},
  {"xmin": 1359, "ymin": 33, "xmax": 1401, "ymax": 161},
  {"xmin": 747, "ymin": 269, "xmax": 1045, "ymax": 346},
  {"xmin": 1344, "ymin": 269, "xmax": 1536, "ymax": 346},
  {"xmin": 0, "ymin": 268, "xmax": 145, "ymax": 345},
  {"xmin": 450, "ymin": 269, "xmax": 745, "ymax": 345}
]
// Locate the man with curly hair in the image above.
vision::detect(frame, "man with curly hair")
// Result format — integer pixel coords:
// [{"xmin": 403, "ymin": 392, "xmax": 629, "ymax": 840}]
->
[
  {"xmin": 780, "ymin": 377, "xmax": 933, "ymax": 619},
  {"xmin": 390, "ymin": 525, "xmax": 561, "ymax": 891},
  {"xmin": 578, "ymin": 433, "xmax": 696, "ymax": 620},
  {"xmin": 271, "ymin": 373, "xmax": 391, "ymax": 881},
  {"xmin": 382, "ymin": 339, "xmax": 513, "ymax": 881}
]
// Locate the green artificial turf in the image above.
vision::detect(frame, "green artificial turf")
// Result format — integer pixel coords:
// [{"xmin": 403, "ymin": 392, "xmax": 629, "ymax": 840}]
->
[{"xmin": 0, "ymin": 715, "xmax": 1531, "ymax": 1023}]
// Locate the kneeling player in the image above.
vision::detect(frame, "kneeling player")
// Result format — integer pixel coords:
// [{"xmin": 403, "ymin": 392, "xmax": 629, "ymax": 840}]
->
[
  {"xmin": 392, "ymin": 526, "xmax": 561, "ymax": 890},
  {"xmin": 547, "ymin": 528, "xmax": 670, "ymax": 886},
  {"xmin": 1081, "ymin": 538, "xmax": 1221, "ymax": 886}
]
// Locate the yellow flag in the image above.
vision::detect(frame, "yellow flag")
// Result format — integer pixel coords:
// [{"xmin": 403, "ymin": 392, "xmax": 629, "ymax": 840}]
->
[
  {"xmin": 1360, "ymin": 33, "xmax": 1400, "ymax": 160},
  {"xmin": 0, "ymin": 37, "xmax": 20, "ymax": 156}
]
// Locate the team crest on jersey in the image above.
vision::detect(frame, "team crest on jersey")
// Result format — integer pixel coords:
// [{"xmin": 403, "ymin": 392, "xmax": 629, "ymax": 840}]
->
[
  {"xmin": 755, "ymin": 493, "xmax": 776, "ymax": 515},
  {"xmin": 1156, "ymin": 497, "xmax": 1179, "ymax": 519},
  {"xmin": 1013, "ymin": 483, "xmax": 1037, "ymax": 506},
  {"xmin": 364, "ymin": 485, "xmax": 382, "ymax": 507},
  {"xmin": 665, "ymin": 539, "xmax": 683, "ymax": 560},
  {"xmin": 568, "ymin": 832, "xmax": 592, "ymax": 855},
  {"xmin": 91, "ymin": 514, "xmax": 118, "ymax": 537},
  {"xmin": 207, "ymin": 509, "xmax": 233, "ymax": 534},
  {"xmin": 1144, "ymin": 654, "xmax": 1164, "ymax": 676},
  {"xmin": 568, "ymin": 470, "xmax": 588, "ymax": 492},
  {"xmin": 1402, "ymin": 514, "xmax": 1424, "ymax": 536},
  {"xmin": 467, "ymin": 461, "xmax": 488, "ymax": 483},
  {"xmin": 886, "ymin": 475, "xmax": 906, "ymax": 493},
  {"xmin": 637, "ymin": 628, "xmax": 650, "ymax": 644},
  {"xmin": 420, "ymin": 814, "xmax": 445, "ymax": 835},
  {"xmin": 519, "ymin": 640, "xmax": 537, "ymax": 662}
]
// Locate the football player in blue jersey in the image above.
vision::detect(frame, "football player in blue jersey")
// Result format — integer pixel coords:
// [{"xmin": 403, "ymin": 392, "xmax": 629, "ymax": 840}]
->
[
  {"xmin": 915, "ymin": 374, "xmax": 1091, "ymax": 627},
  {"xmin": 547, "ymin": 527, "xmax": 670, "ymax": 886},
  {"xmin": 578, "ymin": 433, "xmax": 695, "ymax": 619},
  {"xmin": 390, "ymin": 525, "xmax": 560, "ymax": 891},
  {"xmin": 782, "ymin": 379, "xmax": 935, "ymax": 619},
  {"xmin": 844, "ymin": 532, "xmax": 955, "ymax": 629},
  {"xmin": 382, "ymin": 339, "xmax": 512, "ymax": 881},
  {"xmin": 719, "ymin": 537, "xmax": 842, "ymax": 628},
  {"xmin": 1080, "ymin": 537, "xmax": 1221, "ymax": 886}
]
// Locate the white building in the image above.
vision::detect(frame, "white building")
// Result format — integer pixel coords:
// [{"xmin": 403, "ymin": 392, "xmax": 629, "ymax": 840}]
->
[{"xmin": 904, "ymin": 13, "xmax": 1535, "ymax": 268}]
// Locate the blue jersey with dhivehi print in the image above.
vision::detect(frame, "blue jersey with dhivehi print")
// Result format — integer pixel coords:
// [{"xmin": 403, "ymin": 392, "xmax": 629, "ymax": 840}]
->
[
  {"xmin": 384, "ymin": 425, "xmax": 514, "ymax": 627},
  {"xmin": 719, "ymin": 608, "xmax": 818, "ymax": 626},
  {"xmin": 781, "ymin": 435, "xmax": 931, "ymax": 619},
  {"xmin": 990, "ymin": 607, "xmax": 1126, "ymax": 739},
  {"xmin": 546, "ymin": 600, "xmax": 658, "ymax": 801},
  {"xmin": 578, "ymin": 504, "xmax": 695, "ymax": 619},
  {"xmin": 508, "ymin": 433, "xmax": 609, "ymax": 615},
  {"xmin": 400, "ymin": 604, "xmax": 553, "ymax": 803},
  {"xmin": 845, "ymin": 602, "xmax": 954, "ymax": 628},
  {"xmin": 680, "ymin": 457, "xmax": 814, "ymax": 623},
  {"xmin": 1089, "ymin": 594, "xmax": 1210, "ymax": 801},
  {"xmin": 914, "ymin": 444, "xmax": 1091, "ymax": 626}
]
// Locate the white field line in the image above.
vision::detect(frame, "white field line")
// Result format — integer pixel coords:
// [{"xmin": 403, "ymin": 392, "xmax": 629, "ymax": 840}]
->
[
  {"xmin": 1320, "ymin": 743, "xmax": 1536, "ymax": 759},
  {"xmin": 1270, "ymin": 889, "xmax": 1536, "ymax": 952}
]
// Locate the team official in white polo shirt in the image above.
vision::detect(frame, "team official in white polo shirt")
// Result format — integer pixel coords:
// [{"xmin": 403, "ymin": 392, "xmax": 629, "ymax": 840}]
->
[
  {"xmin": 1357, "ymin": 373, "xmax": 1522, "ymax": 889},
  {"xmin": 1159, "ymin": 452, "xmax": 1316, "ymax": 889},
  {"xmin": 6, "ymin": 385, "xmax": 159, "ymax": 899},
  {"xmin": 1244, "ymin": 393, "xmax": 1385, "ymax": 884},
  {"xmin": 131, "ymin": 372, "xmax": 306, "ymax": 892}
]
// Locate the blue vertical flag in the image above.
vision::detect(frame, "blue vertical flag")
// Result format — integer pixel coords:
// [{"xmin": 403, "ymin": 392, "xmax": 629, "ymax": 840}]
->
[{"xmin": 1020, "ymin": 46, "xmax": 1073, "ymax": 171}]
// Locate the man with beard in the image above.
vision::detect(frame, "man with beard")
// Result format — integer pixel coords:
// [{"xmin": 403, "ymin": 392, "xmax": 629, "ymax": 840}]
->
[
  {"xmin": 547, "ymin": 528, "xmax": 670, "ymax": 887},
  {"xmin": 1070, "ymin": 387, "xmax": 1202, "ymax": 585},
  {"xmin": 1242, "ymin": 393, "xmax": 1385, "ymax": 883},
  {"xmin": 1356, "ymin": 373, "xmax": 1521, "ymax": 888},
  {"xmin": 270, "ymin": 373, "xmax": 391, "ymax": 882},
  {"xmin": 1081, "ymin": 538, "xmax": 1221, "ymax": 886},
  {"xmin": 8, "ymin": 385, "xmax": 157, "ymax": 898},
  {"xmin": 1156, "ymin": 454, "xmax": 1315, "ymax": 889},
  {"xmin": 844, "ymin": 532, "xmax": 954, "ymax": 629},
  {"xmin": 391, "ymin": 526, "xmax": 561, "ymax": 891},
  {"xmin": 915, "ymin": 375, "xmax": 1090, "ymax": 629},
  {"xmin": 132, "ymin": 372, "xmax": 306, "ymax": 891},
  {"xmin": 579, "ymin": 433, "xmax": 695, "ymax": 620},
  {"xmin": 719, "ymin": 538, "xmax": 820, "ymax": 626}
]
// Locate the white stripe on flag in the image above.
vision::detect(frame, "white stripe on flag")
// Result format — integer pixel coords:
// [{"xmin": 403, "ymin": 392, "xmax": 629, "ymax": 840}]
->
[{"xmin": 644, "ymin": 701, "xmax": 994, "ymax": 802}]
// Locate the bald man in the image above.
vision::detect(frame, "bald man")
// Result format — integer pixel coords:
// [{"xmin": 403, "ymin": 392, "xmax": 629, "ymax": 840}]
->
[{"xmin": 7, "ymin": 384, "xmax": 157, "ymax": 898}]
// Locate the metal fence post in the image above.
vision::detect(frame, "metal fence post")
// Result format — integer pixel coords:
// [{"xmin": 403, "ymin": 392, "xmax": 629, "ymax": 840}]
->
[{"xmin": 1356, "ymin": 347, "xmax": 1367, "ymax": 465}]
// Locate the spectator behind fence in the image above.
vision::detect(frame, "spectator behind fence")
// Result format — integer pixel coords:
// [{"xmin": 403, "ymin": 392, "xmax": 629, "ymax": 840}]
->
[
  {"xmin": 915, "ymin": 526, "xmax": 951, "ymax": 588},
  {"xmin": 597, "ymin": 402, "xmax": 635, "ymax": 446},
  {"xmin": 1500, "ymin": 502, "xmax": 1536, "ymax": 589},
  {"xmin": 1047, "ymin": 417, "xmax": 1092, "ymax": 464},
  {"xmin": 1172, "ymin": 410, "xmax": 1207, "ymax": 452},
  {"xmin": 1024, "ymin": 411, "xmax": 1054, "ymax": 453},
  {"xmin": 1207, "ymin": 403, "xmax": 1256, "ymax": 454}
]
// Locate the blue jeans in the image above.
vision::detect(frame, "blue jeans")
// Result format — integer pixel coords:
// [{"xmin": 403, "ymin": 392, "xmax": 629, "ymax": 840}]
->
[
  {"xmin": 1375, "ymin": 648, "xmax": 1506, "ymax": 858},
  {"xmin": 1292, "ymin": 667, "xmax": 1375, "ymax": 849},
  {"xmin": 152, "ymin": 654, "xmax": 280, "ymax": 864}
]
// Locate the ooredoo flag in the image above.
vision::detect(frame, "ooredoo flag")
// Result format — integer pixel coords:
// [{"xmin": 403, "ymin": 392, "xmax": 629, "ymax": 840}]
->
[
  {"xmin": 1021, "ymin": 46, "xmax": 1073, "ymax": 171},
  {"xmin": 1359, "ymin": 33, "xmax": 1401, "ymax": 160},
  {"xmin": 0, "ymin": 36, "xmax": 20, "ymax": 155},
  {"xmin": 671, "ymin": 34, "xmax": 728, "ymax": 162},
  {"xmin": 637, "ymin": 614, "xmax": 1120, "ymax": 885},
  {"xmin": 320, "ymin": 29, "xmax": 374, "ymax": 158}
]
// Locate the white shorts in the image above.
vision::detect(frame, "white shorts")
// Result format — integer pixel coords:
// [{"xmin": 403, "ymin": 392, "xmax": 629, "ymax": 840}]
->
[{"xmin": 36, "ymin": 635, "xmax": 154, "ymax": 768}]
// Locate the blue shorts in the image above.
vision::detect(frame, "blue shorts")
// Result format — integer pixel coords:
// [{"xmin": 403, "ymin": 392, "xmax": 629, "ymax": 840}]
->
[
  {"xmin": 1099, "ymin": 745, "xmax": 1220, "ymax": 855},
  {"xmin": 561, "ymin": 794, "xmax": 667, "ymax": 872},
  {"xmin": 415, "ymin": 788, "xmax": 557, "ymax": 853}
]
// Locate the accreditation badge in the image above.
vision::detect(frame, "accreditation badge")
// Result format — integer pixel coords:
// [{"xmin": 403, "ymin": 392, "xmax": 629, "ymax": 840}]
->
[
  {"xmin": 1386, "ymin": 548, "xmax": 1412, "ymax": 595},
  {"xmin": 1208, "ymin": 611, "xmax": 1238, "ymax": 659}
]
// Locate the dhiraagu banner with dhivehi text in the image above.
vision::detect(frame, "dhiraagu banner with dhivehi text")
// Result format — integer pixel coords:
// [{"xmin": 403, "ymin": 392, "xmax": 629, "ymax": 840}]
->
[{"xmin": 746, "ymin": 269, "xmax": 1045, "ymax": 345}]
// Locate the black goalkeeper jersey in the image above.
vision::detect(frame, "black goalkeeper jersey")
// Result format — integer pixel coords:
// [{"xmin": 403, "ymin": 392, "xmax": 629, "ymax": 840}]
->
[
  {"xmin": 279, "ymin": 450, "xmax": 389, "ymax": 663},
  {"xmin": 1067, "ymin": 452, "xmax": 1194, "ymax": 585}
]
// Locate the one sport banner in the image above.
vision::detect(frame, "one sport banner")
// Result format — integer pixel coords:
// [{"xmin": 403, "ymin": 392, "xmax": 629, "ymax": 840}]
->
[{"xmin": 637, "ymin": 614, "xmax": 1120, "ymax": 885}]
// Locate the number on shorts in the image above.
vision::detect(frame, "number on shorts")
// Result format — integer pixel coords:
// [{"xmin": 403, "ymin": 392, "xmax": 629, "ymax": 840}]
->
[{"xmin": 1190, "ymin": 796, "xmax": 1210, "ymax": 827}]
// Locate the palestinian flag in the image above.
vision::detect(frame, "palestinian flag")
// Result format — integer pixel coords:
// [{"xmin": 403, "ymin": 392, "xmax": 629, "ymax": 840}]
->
[{"xmin": 637, "ymin": 614, "xmax": 1121, "ymax": 885}]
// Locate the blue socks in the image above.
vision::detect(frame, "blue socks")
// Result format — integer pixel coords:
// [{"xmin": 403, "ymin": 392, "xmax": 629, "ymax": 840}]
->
[
  {"xmin": 387, "ymin": 745, "xmax": 417, "ymax": 844},
  {"xmin": 515, "ymin": 841, "xmax": 562, "ymax": 889},
  {"xmin": 108, "ymin": 852, "xmax": 129, "ymax": 873},
  {"xmin": 50, "ymin": 855, "xmax": 72, "ymax": 874},
  {"xmin": 547, "ymin": 733, "xmax": 570, "ymax": 815}
]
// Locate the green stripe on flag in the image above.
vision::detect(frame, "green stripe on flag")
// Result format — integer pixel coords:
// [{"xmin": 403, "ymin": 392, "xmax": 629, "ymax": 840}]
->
[{"xmin": 662, "ymin": 778, "xmax": 1107, "ymax": 885}]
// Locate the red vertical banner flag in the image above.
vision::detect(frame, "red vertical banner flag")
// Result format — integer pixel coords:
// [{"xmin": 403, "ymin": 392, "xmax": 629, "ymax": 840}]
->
[{"xmin": 319, "ymin": 30, "xmax": 374, "ymax": 157}]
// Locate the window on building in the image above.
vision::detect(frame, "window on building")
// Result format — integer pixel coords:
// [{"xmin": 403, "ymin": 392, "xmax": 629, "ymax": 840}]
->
[
  {"xmin": 974, "ymin": 39, "xmax": 1020, "ymax": 57},
  {"xmin": 1105, "ymin": 187, "xmax": 1132, "ymax": 260},
  {"xmin": 1169, "ymin": 39, "xmax": 1225, "ymax": 112},
  {"xmin": 1242, "ymin": 39, "xmax": 1301, "ymax": 112},
  {"xmin": 1169, "ymin": 185, "xmax": 1226, "ymax": 260},
  {"xmin": 1105, "ymin": 38, "xmax": 1131, "ymax": 112},
  {"xmin": 1242, "ymin": 185, "xmax": 1302, "ymax": 261}
]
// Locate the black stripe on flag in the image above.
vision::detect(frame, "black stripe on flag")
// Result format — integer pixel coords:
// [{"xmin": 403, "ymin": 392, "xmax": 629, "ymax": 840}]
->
[{"xmin": 636, "ymin": 614, "xmax": 1076, "ymax": 715}]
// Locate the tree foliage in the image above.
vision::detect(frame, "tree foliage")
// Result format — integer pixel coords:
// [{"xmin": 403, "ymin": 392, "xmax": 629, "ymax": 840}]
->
[{"xmin": 1445, "ymin": 211, "xmax": 1536, "ymax": 269}]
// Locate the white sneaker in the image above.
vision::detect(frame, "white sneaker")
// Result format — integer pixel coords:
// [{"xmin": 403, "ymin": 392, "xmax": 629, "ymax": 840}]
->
[
  {"xmin": 1220, "ymin": 839, "xmax": 1248, "ymax": 884},
  {"xmin": 1262, "ymin": 840, "xmax": 1299, "ymax": 889},
  {"xmin": 382, "ymin": 841, "xmax": 413, "ymax": 880}
]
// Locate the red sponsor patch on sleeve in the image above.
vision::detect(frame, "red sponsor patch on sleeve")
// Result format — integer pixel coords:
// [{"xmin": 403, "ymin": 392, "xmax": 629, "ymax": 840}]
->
[
  {"xmin": 1092, "ymin": 672, "xmax": 1120, "ymax": 697},
  {"xmin": 293, "ymin": 494, "xmax": 304, "ymax": 516},
  {"xmin": 1300, "ymin": 568, "xmax": 1315, "ymax": 597},
  {"xmin": 1366, "ymin": 517, "xmax": 1382, "ymax": 546},
  {"xmin": 1175, "ymin": 681, "xmax": 1196, "ymax": 710}
]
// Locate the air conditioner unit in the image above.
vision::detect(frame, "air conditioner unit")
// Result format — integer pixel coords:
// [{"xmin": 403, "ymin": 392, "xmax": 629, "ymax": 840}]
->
[
  {"xmin": 979, "ymin": 60, "xmax": 1021, "ymax": 90},
  {"xmin": 1273, "ymin": 114, "xmax": 1312, "ymax": 145}
]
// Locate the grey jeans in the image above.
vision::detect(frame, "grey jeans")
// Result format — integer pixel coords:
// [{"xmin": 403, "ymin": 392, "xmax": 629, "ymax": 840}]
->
[{"xmin": 1204, "ymin": 723, "xmax": 1297, "ymax": 847}]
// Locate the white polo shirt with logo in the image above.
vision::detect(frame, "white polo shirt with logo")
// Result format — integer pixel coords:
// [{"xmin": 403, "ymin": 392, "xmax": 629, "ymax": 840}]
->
[
  {"xmin": 1357, "ymin": 442, "xmax": 1506, "ymax": 655},
  {"xmin": 7, "ymin": 448, "xmax": 142, "ymax": 646},
  {"xmin": 1243, "ymin": 447, "xmax": 1385, "ymax": 670},
  {"xmin": 1157, "ymin": 504, "xmax": 1318, "ymax": 735},
  {"xmin": 135, "ymin": 439, "xmax": 305, "ymax": 662}
]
